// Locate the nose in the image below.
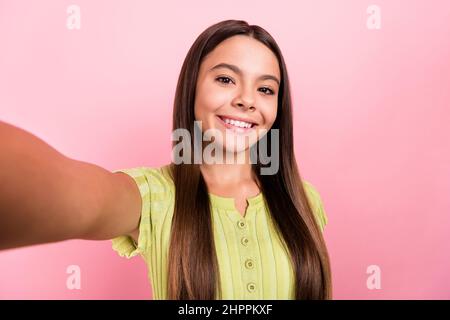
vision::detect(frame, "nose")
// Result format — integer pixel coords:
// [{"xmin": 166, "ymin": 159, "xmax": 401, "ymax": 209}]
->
[
  {"xmin": 233, "ymin": 84, "xmax": 256, "ymax": 111},
  {"xmin": 234, "ymin": 92, "xmax": 255, "ymax": 111},
  {"xmin": 236, "ymin": 102, "xmax": 255, "ymax": 111}
]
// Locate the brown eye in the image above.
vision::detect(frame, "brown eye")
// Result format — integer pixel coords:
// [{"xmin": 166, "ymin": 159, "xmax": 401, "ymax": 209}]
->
[
  {"xmin": 216, "ymin": 76, "xmax": 275, "ymax": 96},
  {"xmin": 259, "ymin": 87, "xmax": 275, "ymax": 95},
  {"xmin": 215, "ymin": 76, "xmax": 233, "ymax": 84}
]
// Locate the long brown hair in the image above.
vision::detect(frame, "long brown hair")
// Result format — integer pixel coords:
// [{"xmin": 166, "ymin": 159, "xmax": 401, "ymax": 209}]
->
[{"xmin": 167, "ymin": 19, "xmax": 332, "ymax": 299}]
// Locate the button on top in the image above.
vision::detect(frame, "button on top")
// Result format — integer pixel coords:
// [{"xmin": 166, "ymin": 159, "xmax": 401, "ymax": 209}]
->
[
  {"xmin": 237, "ymin": 220, "xmax": 246, "ymax": 229},
  {"xmin": 247, "ymin": 282, "xmax": 256, "ymax": 292},
  {"xmin": 245, "ymin": 259, "xmax": 254, "ymax": 269},
  {"xmin": 241, "ymin": 237, "xmax": 249, "ymax": 246}
]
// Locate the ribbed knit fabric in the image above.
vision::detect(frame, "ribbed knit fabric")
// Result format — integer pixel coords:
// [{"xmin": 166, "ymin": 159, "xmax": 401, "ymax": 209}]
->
[{"xmin": 111, "ymin": 164, "xmax": 328, "ymax": 299}]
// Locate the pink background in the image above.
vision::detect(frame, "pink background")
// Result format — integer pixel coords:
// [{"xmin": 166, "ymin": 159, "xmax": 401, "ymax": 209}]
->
[{"xmin": 0, "ymin": 0, "xmax": 449, "ymax": 299}]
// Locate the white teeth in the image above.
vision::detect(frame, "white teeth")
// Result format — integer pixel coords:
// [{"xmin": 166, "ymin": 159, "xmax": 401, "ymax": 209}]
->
[{"xmin": 222, "ymin": 117, "xmax": 252, "ymax": 128}]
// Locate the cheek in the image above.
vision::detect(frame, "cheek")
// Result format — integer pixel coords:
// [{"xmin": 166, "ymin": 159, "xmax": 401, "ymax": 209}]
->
[
  {"xmin": 261, "ymin": 104, "xmax": 278, "ymax": 128},
  {"xmin": 195, "ymin": 90, "xmax": 229, "ymax": 121},
  {"xmin": 195, "ymin": 103, "xmax": 213, "ymax": 124},
  {"xmin": 194, "ymin": 92, "xmax": 211, "ymax": 122}
]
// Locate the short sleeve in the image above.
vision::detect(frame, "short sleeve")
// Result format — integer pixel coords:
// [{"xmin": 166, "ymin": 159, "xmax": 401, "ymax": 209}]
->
[
  {"xmin": 303, "ymin": 180, "xmax": 328, "ymax": 232},
  {"xmin": 110, "ymin": 167, "xmax": 152, "ymax": 259}
]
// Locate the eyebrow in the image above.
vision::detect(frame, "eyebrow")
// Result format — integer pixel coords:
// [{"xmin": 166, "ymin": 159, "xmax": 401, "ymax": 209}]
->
[{"xmin": 209, "ymin": 63, "xmax": 280, "ymax": 86}]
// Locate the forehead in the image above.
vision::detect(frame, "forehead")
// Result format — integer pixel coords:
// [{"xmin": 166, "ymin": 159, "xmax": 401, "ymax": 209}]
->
[{"xmin": 200, "ymin": 35, "xmax": 280, "ymax": 79}]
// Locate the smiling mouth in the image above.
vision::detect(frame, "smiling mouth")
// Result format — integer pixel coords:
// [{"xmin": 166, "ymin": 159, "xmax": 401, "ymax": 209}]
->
[
  {"xmin": 216, "ymin": 115, "xmax": 258, "ymax": 133},
  {"xmin": 217, "ymin": 115, "xmax": 256, "ymax": 128}
]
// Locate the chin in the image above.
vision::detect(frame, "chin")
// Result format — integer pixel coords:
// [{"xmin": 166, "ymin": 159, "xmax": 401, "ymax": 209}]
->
[{"xmin": 224, "ymin": 142, "xmax": 252, "ymax": 154}]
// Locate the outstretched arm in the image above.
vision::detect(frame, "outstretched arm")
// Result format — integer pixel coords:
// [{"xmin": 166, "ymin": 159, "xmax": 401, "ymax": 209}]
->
[{"xmin": 0, "ymin": 120, "xmax": 141, "ymax": 250}]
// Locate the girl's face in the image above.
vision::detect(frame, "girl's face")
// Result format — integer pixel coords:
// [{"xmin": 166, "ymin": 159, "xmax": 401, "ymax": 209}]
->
[{"xmin": 194, "ymin": 35, "xmax": 280, "ymax": 155}]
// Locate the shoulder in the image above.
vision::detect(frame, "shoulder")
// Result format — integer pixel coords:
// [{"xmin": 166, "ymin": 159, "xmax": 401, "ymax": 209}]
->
[
  {"xmin": 302, "ymin": 180, "xmax": 321, "ymax": 202},
  {"xmin": 110, "ymin": 164, "xmax": 175, "ymax": 260},
  {"xmin": 302, "ymin": 179, "xmax": 328, "ymax": 232},
  {"xmin": 113, "ymin": 164, "xmax": 174, "ymax": 197}
]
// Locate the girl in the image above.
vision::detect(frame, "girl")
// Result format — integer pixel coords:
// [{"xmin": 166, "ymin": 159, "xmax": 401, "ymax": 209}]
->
[{"xmin": 0, "ymin": 19, "xmax": 331, "ymax": 300}]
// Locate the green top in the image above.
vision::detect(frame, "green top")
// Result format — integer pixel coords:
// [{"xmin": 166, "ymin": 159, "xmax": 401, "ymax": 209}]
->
[{"xmin": 111, "ymin": 164, "xmax": 328, "ymax": 299}]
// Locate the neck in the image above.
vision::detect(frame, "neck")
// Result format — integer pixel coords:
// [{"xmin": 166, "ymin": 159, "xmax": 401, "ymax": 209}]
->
[{"xmin": 199, "ymin": 161, "xmax": 255, "ymax": 186}]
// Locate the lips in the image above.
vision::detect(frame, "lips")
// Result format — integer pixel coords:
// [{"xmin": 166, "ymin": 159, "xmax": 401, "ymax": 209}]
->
[
  {"xmin": 217, "ymin": 115, "xmax": 257, "ymax": 127},
  {"xmin": 216, "ymin": 115, "xmax": 256, "ymax": 133}
]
